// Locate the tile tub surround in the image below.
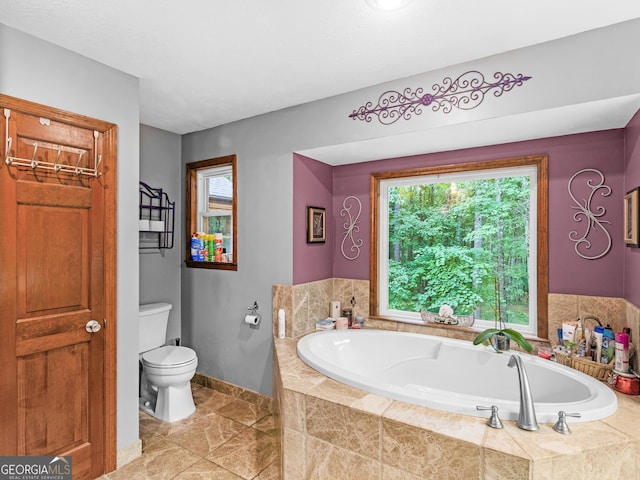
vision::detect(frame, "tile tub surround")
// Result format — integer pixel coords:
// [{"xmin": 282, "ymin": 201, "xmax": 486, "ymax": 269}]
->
[
  {"xmin": 272, "ymin": 279, "xmax": 370, "ymax": 339},
  {"xmin": 273, "ymin": 337, "xmax": 640, "ymax": 480},
  {"xmin": 274, "ymin": 278, "xmax": 640, "ymax": 369}
]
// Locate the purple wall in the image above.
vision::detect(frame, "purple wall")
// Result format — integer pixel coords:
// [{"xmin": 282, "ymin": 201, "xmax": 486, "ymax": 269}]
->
[
  {"xmin": 625, "ymin": 110, "xmax": 640, "ymax": 306},
  {"xmin": 295, "ymin": 130, "xmax": 627, "ymax": 298},
  {"xmin": 293, "ymin": 154, "xmax": 333, "ymax": 284},
  {"xmin": 332, "ymin": 131, "xmax": 625, "ymax": 297}
]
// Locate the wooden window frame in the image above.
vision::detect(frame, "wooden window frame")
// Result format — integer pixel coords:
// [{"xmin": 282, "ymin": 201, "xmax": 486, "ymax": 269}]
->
[
  {"xmin": 185, "ymin": 154, "xmax": 238, "ymax": 270},
  {"xmin": 369, "ymin": 154, "xmax": 549, "ymax": 341}
]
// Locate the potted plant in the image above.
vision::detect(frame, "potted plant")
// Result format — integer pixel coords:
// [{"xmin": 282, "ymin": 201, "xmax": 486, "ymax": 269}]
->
[{"xmin": 472, "ymin": 277, "xmax": 532, "ymax": 353}]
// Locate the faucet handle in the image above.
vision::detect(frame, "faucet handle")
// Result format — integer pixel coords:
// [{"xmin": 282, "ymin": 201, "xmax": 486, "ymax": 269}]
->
[
  {"xmin": 552, "ymin": 411, "xmax": 581, "ymax": 434},
  {"xmin": 476, "ymin": 405, "xmax": 504, "ymax": 429}
]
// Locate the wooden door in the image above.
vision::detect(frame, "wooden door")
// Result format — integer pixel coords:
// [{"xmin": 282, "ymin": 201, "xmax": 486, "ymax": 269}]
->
[{"xmin": 0, "ymin": 96, "xmax": 117, "ymax": 479}]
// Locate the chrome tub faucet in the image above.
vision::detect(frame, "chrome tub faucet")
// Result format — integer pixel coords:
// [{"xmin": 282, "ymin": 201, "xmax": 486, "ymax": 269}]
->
[{"xmin": 508, "ymin": 354, "xmax": 539, "ymax": 431}]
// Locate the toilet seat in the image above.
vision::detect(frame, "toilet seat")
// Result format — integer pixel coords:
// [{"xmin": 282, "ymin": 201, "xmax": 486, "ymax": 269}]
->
[{"xmin": 142, "ymin": 345, "xmax": 197, "ymax": 369}]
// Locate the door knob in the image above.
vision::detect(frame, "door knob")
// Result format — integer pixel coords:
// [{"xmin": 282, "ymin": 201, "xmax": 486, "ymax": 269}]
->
[{"xmin": 86, "ymin": 320, "xmax": 101, "ymax": 333}]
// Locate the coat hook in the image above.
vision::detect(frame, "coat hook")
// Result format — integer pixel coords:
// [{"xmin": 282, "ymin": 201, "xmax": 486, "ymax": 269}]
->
[
  {"xmin": 75, "ymin": 150, "xmax": 85, "ymax": 174},
  {"xmin": 54, "ymin": 145, "xmax": 62, "ymax": 172},
  {"xmin": 95, "ymin": 154, "xmax": 102, "ymax": 177},
  {"xmin": 30, "ymin": 142, "xmax": 39, "ymax": 168},
  {"xmin": 5, "ymin": 136, "xmax": 12, "ymax": 165}
]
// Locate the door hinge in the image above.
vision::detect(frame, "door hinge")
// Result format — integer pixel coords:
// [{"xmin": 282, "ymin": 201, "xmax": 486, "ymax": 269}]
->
[{"xmin": 103, "ymin": 318, "xmax": 107, "ymax": 328}]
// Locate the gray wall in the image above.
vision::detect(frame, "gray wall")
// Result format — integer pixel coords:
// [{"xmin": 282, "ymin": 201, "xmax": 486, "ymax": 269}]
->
[
  {"xmin": 139, "ymin": 125, "xmax": 183, "ymax": 342},
  {"xmin": 181, "ymin": 118, "xmax": 294, "ymax": 396},
  {"xmin": 0, "ymin": 24, "xmax": 141, "ymax": 452}
]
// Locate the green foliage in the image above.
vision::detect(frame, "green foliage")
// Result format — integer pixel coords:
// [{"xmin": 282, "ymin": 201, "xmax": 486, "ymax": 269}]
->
[
  {"xmin": 387, "ymin": 176, "xmax": 531, "ymax": 326},
  {"xmin": 389, "ymin": 245, "xmax": 487, "ymax": 313},
  {"xmin": 472, "ymin": 327, "xmax": 533, "ymax": 353}
]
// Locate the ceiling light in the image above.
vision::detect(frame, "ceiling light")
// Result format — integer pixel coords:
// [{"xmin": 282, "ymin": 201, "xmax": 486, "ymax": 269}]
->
[{"xmin": 367, "ymin": 0, "xmax": 412, "ymax": 11}]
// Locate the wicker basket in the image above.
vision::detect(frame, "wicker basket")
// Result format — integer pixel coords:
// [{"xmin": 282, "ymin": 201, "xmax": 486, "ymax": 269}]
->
[
  {"xmin": 554, "ymin": 343, "xmax": 634, "ymax": 382},
  {"xmin": 554, "ymin": 350, "xmax": 614, "ymax": 381},
  {"xmin": 554, "ymin": 350, "xmax": 572, "ymax": 367},
  {"xmin": 570, "ymin": 356, "xmax": 614, "ymax": 382}
]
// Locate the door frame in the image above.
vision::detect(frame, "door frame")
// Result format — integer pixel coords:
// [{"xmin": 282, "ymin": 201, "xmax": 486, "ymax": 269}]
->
[{"xmin": 0, "ymin": 94, "xmax": 117, "ymax": 473}]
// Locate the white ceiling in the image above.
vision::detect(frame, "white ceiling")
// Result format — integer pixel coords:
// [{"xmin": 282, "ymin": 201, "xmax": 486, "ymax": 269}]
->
[{"xmin": 2, "ymin": 0, "xmax": 640, "ymax": 151}]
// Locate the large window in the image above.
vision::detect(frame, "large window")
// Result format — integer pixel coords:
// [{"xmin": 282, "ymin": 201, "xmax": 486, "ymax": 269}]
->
[
  {"xmin": 186, "ymin": 154, "xmax": 237, "ymax": 270},
  {"xmin": 371, "ymin": 155, "xmax": 548, "ymax": 339}
]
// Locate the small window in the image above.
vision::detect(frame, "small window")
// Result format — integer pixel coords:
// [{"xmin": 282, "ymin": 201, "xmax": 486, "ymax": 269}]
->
[{"xmin": 186, "ymin": 155, "xmax": 237, "ymax": 270}]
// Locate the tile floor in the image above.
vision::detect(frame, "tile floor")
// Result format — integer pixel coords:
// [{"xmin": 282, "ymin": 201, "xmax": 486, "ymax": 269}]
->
[{"xmin": 99, "ymin": 383, "xmax": 280, "ymax": 480}]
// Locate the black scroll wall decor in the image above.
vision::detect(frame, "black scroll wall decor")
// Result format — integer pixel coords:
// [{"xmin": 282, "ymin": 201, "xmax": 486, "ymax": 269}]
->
[{"xmin": 349, "ymin": 70, "xmax": 531, "ymax": 125}]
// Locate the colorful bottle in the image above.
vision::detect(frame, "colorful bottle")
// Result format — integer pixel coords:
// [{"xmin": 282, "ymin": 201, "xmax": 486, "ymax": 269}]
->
[
  {"xmin": 201, "ymin": 234, "xmax": 209, "ymax": 261},
  {"xmin": 215, "ymin": 233, "xmax": 223, "ymax": 262},
  {"xmin": 615, "ymin": 332, "xmax": 630, "ymax": 373},
  {"xmin": 197, "ymin": 232, "xmax": 206, "ymax": 261},
  {"xmin": 601, "ymin": 327, "xmax": 615, "ymax": 364},
  {"xmin": 593, "ymin": 326, "xmax": 604, "ymax": 363},
  {"xmin": 190, "ymin": 234, "xmax": 200, "ymax": 261},
  {"xmin": 207, "ymin": 234, "xmax": 214, "ymax": 262}
]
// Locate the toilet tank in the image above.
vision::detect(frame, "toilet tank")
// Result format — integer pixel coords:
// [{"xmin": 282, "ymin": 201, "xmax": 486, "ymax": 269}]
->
[{"xmin": 139, "ymin": 303, "xmax": 172, "ymax": 353}]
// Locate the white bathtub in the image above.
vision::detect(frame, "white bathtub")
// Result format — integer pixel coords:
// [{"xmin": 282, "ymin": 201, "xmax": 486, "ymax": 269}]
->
[{"xmin": 296, "ymin": 329, "xmax": 617, "ymax": 423}]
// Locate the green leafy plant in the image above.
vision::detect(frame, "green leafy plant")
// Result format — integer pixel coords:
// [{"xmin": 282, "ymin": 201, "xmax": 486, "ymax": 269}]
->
[{"xmin": 472, "ymin": 277, "xmax": 532, "ymax": 353}]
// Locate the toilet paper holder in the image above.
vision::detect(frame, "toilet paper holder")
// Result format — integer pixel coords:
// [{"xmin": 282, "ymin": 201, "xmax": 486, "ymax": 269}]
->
[{"xmin": 245, "ymin": 301, "xmax": 261, "ymax": 327}]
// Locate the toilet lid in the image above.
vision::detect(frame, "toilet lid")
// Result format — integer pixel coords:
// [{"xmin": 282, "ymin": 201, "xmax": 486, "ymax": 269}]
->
[{"xmin": 142, "ymin": 345, "xmax": 196, "ymax": 368}]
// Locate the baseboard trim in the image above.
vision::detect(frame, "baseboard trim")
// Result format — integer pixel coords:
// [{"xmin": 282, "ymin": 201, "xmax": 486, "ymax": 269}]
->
[
  {"xmin": 116, "ymin": 438, "xmax": 142, "ymax": 470},
  {"xmin": 192, "ymin": 372, "xmax": 272, "ymax": 410}
]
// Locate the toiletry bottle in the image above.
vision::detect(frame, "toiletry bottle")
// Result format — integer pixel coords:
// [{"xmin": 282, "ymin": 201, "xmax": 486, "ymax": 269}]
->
[
  {"xmin": 342, "ymin": 308, "xmax": 353, "ymax": 328},
  {"xmin": 207, "ymin": 234, "xmax": 214, "ymax": 262},
  {"xmin": 215, "ymin": 233, "xmax": 223, "ymax": 262},
  {"xmin": 589, "ymin": 330, "xmax": 597, "ymax": 361},
  {"xmin": 200, "ymin": 233, "xmax": 206, "ymax": 261},
  {"xmin": 190, "ymin": 233, "xmax": 200, "ymax": 261},
  {"xmin": 202, "ymin": 234, "xmax": 209, "ymax": 261},
  {"xmin": 615, "ymin": 332, "xmax": 630, "ymax": 373},
  {"xmin": 602, "ymin": 327, "xmax": 615, "ymax": 364},
  {"xmin": 593, "ymin": 326, "xmax": 604, "ymax": 363}
]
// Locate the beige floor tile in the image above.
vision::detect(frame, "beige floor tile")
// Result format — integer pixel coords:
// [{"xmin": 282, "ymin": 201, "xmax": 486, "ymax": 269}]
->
[
  {"xmin": 207, "ymin": 428, "xmax": 278, "ymax": 479},
  {"xmin": 165, "ymin": 411, "xmax": 249, "ymax": 457},
  {"xmin": 212, "ymin": 397, "xmax": 272, "ymax": 426},
  {"xmin": 105, "ymin": 438, "xmax": 200, "ymax": 480},
  {"xmin": 253, "ymin": 461, "xmax": 281, "ymax": 480},
  {"xmin": 192, "ymin": 383, "xmax": 237, "ymax": 412},
  {"xmin": 172, "ymin": 459, "xmax": 245, "ymax": 480},
  {"xmin": 253, "ymin": 414, "xmax": 277, "ymax": 434},
  {"xmin": 106, "ymin": 385, "xmax": 280, "ymax": 480}
]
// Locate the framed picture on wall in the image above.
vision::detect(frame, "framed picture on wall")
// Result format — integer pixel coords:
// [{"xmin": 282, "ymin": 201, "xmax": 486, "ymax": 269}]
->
[
  {"xmin": 624, "ymin": 188, "xmax": 639, "ymax": 247},
  {"xmin": 306, "ymin": 206, "xmax": 326, "ymax": 243}
]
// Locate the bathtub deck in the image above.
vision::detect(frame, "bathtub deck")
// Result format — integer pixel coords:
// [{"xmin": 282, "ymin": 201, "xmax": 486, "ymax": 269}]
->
[{"xmin": 274, "ymin": 336, "xmax": 640, "ymax": 480}]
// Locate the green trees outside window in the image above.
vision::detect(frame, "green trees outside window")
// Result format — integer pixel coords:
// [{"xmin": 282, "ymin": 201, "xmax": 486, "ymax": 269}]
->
[
  {"xmin": 388, "ymin": 175, "xmax": 531, "ymax": 325},
  {"xmin": 372, "ymin": 155, "xmax": 549, "ymax": 339}
]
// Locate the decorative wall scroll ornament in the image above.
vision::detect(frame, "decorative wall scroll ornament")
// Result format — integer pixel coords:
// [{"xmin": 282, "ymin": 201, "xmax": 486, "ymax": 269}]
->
[
  {"xmin": 568, "ymin": 168, "xmax": 612, "ymax": 260},
  {"xmin": 349, "ymin": 70, "xmax": 531, "ymax": 125},
  {"xmin": 340, "ymin": 196, "xmax": 363, "ymax": 260}
]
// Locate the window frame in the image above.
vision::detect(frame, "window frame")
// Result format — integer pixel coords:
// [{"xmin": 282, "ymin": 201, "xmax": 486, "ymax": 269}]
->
[
  {"xmin": 370, "ymin": 155, "xmax": 549, "ymax": 341},
  {"xmin": 185, "ymin": 154, "xmax": 238, "ymax": 270}
]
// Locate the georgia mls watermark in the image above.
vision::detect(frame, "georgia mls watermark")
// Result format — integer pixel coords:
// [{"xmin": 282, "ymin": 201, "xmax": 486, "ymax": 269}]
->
[{"xmin": 0, "ymin": 456, "xmax": 72, "ymax": 480}]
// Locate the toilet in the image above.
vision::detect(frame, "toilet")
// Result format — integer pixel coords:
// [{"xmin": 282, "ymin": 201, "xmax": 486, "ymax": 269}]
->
[{"xmin": 138, "ymin": 303, "xmax": 198, "ymax": 422}]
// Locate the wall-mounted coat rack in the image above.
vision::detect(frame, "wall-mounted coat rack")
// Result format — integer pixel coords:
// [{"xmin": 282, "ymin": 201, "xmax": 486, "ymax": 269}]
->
[
  {"xmin": 139, "ymin": 181, "xmax": 175, "ymax": 250},
  {"xmin": 4, "ymin": 108, "xmax": 103, "ymax": 178}
]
